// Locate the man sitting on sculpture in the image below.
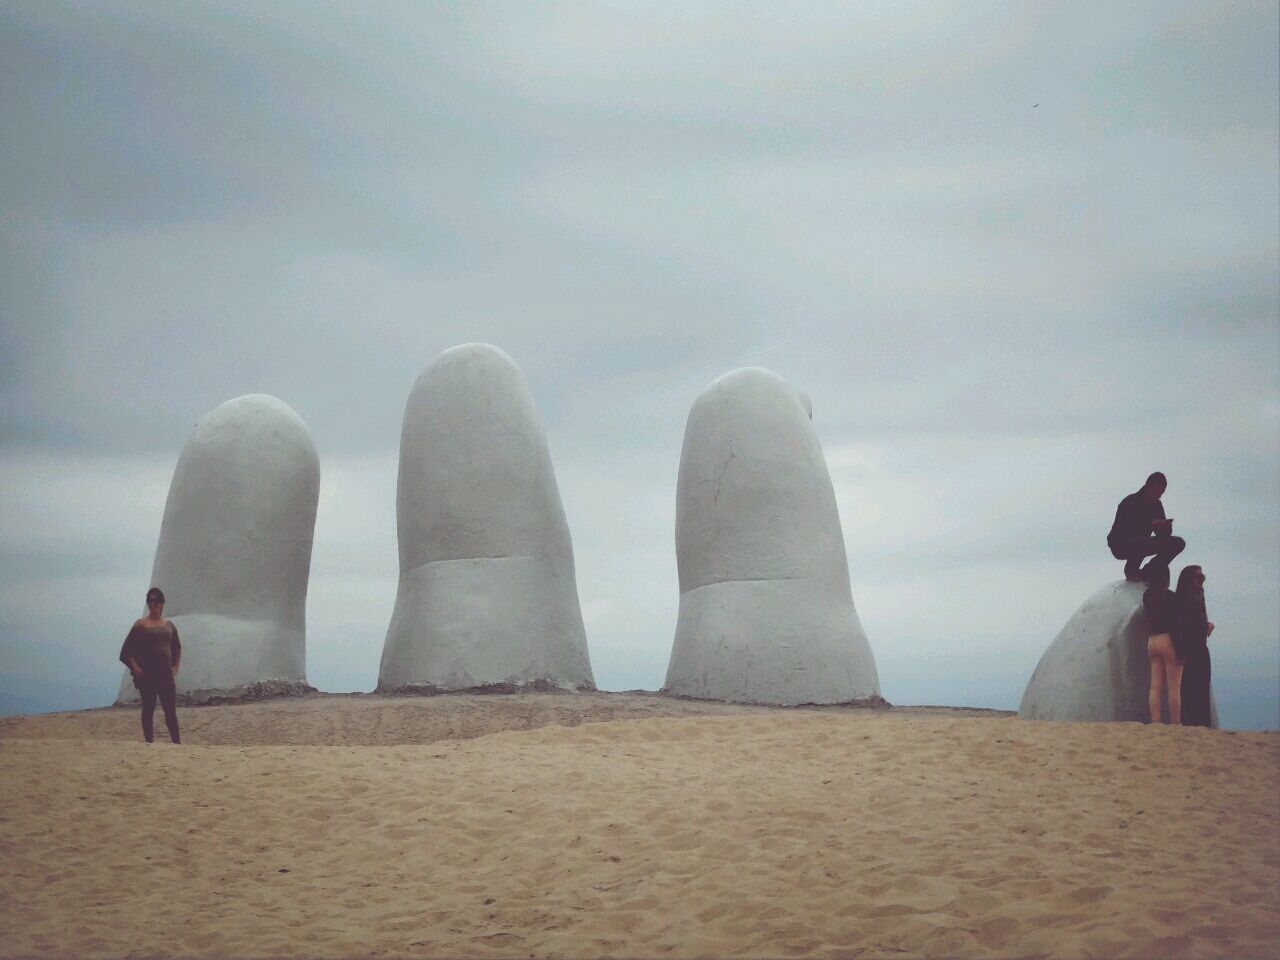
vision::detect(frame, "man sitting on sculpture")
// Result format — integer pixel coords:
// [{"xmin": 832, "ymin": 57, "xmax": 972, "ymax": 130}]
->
[{"xmin": 1107, "ymin": 471, "xmax": 1186, "ymax": 582}]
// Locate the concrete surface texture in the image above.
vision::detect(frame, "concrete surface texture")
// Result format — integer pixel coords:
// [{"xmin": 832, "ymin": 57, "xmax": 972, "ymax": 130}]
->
[
  {"xmin": 116, "ymin": 394, "xmax": 320, "ymax": 704},
  {"xmin": 663, "ymin": 367, "xmax": 880, "ymax": 705},
  {"xmin": 378, "ymin": 344, "xmax": 595, "ymax": 692},
  {"xmin": 1018, "ymin": 580, "xmax": 1218, "ymax": 726}
]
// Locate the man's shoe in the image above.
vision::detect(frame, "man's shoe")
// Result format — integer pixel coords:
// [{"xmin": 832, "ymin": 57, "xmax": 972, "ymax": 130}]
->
[{"xmin": 1124, "ymin": 560, "xmax": 1142, "ymax": 582}]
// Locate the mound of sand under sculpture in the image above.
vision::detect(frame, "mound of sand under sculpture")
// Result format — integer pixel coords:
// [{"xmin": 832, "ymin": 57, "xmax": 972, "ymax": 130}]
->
[
  {"xmin": 1019, "ymin": 580, "xmax": 1217, "ymax": 725},
  {"xmin": 378, "ymin": 344, "xmax": 595, "ymax": 693},
  {"xmin": 116, "ymin": 394, "xmax": 320, "ymax": 705},
  {"xmin": 663, "ymin": 367, "xmax": 880, "ymax": 706}
]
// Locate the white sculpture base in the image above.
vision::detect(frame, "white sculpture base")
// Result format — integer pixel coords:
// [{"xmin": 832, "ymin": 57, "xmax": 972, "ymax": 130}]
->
[
  {"xmin": 665, "ymin": 578, "xmax": 881, "ymax": 705},
  {"xmin": 379, "ymin": 556, "xmax": 595, "ymax": 692}
]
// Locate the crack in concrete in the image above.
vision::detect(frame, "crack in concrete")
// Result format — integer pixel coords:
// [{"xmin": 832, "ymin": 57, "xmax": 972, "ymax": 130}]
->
[
  {"xmin": 683, "ymin": 575, "xmax": 806, "ymax": 594},
  {"xmin": 401, "ymin": 555, "xmax": 535, "ymax": 576},
  {"xmin": 711, "ymin": 441, "xmax": 735, "ymax": 508}
]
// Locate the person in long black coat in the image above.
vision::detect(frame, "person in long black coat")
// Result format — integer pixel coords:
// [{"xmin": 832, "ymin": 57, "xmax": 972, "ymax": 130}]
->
[{"xmin": 1176, "ymin": 564, "xmax": 1215, "ymax": 727}]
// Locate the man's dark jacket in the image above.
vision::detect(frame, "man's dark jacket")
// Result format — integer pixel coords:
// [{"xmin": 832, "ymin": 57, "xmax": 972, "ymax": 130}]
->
[{"xmin": 1107, "ymin": 491, "xmax": 1166, "ymax": 551}]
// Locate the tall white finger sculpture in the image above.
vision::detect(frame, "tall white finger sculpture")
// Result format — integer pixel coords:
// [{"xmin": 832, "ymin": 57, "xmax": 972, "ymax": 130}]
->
[
  {"xmin": 116, "ymin": 394, "xmax": 320, "ymax": 704},
  {"xmin": 664, "ymin": 368, "xmax": 880, "ymax": 705},
  {"xmin": 378, "ymin": 344, "xmax": 595, "ymax": 692}
]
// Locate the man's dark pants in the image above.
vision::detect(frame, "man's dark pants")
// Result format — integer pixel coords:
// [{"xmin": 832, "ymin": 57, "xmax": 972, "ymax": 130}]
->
[{"xmin": 1110, "ymin": 534, "xmax": 1186, "ymax": 579}]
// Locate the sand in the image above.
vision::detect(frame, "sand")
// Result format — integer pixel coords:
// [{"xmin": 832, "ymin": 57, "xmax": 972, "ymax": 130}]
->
[{"xmin": 1, "ymin": 692, "xmax": 1276, "ymax": 959}]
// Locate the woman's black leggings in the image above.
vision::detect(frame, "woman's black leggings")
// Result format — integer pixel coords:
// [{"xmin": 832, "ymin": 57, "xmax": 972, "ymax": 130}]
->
[{"xmin": 139, "ymin": 672, "xmax": 180, "ymax": 743}]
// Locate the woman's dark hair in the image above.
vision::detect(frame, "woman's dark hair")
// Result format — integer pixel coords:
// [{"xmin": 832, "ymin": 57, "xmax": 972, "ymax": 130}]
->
[
  {"xmin": 146, "ymin": 587, "xmax": 165, "ymax": 604},
  {"xmin": 1175, "ymin": 565, "xmax": 1209, "ymax": 647},
  {"xmin": 1176, "ymin": 565, "xmax": 1204, "ymax": 596},
  {"xmin": 1143, "ymin": 563, "xmax": 1170, "ymax": 594}
]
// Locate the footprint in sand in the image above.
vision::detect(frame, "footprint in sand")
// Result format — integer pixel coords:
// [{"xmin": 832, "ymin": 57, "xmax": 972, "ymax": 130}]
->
[
  {"xmin": 1061, "ymin": 885, "xmax": 1113, "ymax": 907},
  {"xmin": 975, "ymin": 916, "xmax": 1017, "ymax": 948}
]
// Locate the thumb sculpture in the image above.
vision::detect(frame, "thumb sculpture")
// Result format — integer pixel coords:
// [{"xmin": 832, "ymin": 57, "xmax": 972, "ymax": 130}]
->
[
  {"xmin": 115, "ymin": 394, "xmax": 320, "ymax": 705},
  {"xmin": 663, "ymin": 367, "xmax": 881, "ymax": 706},
  {"xmin": 378, "ymin": 343, "xmax": 595, "ymax": 693},
  {"xmin": 1018, "ymin": 580, "xmax": 1218, "ymax": 726}
]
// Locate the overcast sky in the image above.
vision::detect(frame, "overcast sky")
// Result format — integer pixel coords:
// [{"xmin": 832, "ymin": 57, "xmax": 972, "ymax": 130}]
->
[{"xmin": 3, "ymin": 1, "xmax": 1277, "ymax": 728}]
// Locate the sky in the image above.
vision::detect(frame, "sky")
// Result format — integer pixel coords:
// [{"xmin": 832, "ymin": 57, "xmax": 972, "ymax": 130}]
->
[{"xmin": 2, "ymin": 0, "xmax": 1277, "ymax": 728}]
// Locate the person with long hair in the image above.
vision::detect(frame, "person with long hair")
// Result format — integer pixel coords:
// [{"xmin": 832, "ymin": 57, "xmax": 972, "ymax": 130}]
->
[
  {"xmin": 1176, "ymin": 564, "xmax": 1215, "ymax": 727},
  {"xmin": 118, "ymin": 587, "xmax": 182, "ymax": 743},
  {"xmin": 1142, "ymin": 564, "xmax": 1182, "ymax": 724}
]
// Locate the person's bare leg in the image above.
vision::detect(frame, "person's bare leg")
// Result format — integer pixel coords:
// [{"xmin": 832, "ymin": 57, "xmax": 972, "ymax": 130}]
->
[{"xmin": 1148, "ymin": 638, "xmax": 1167, "ymax": 723}]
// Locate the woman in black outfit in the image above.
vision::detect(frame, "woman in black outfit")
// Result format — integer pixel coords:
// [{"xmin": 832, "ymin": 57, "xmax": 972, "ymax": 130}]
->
[
  {"xmin": 118, "ymin": 587, "xmax": 182, "ymax": 743},
  {"xmin": 1143, "ymin": 564, "xmax": 1182, "ymax": 724},
  {"xmin": 1177, "ymin": 565, "xmax": 1216, "ymax": 727}
]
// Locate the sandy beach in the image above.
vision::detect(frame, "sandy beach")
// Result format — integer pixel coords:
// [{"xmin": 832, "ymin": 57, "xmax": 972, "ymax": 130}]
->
[{"xmin": 1, "ymin": 692, "xmax": 1277, "ymax": 959}]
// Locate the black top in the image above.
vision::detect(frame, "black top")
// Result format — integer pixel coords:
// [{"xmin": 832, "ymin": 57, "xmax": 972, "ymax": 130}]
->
[
  {"xmin": 1143, "ymin": 588, "xmax": 1178, "ymax": 636},
  {"xmin": 119, "ymin": 621, "xmax": 181, "ymax": 674},
  {"xmin": 1108, "ymin": 491, "xmax": 1166, "ymax": 547}
]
